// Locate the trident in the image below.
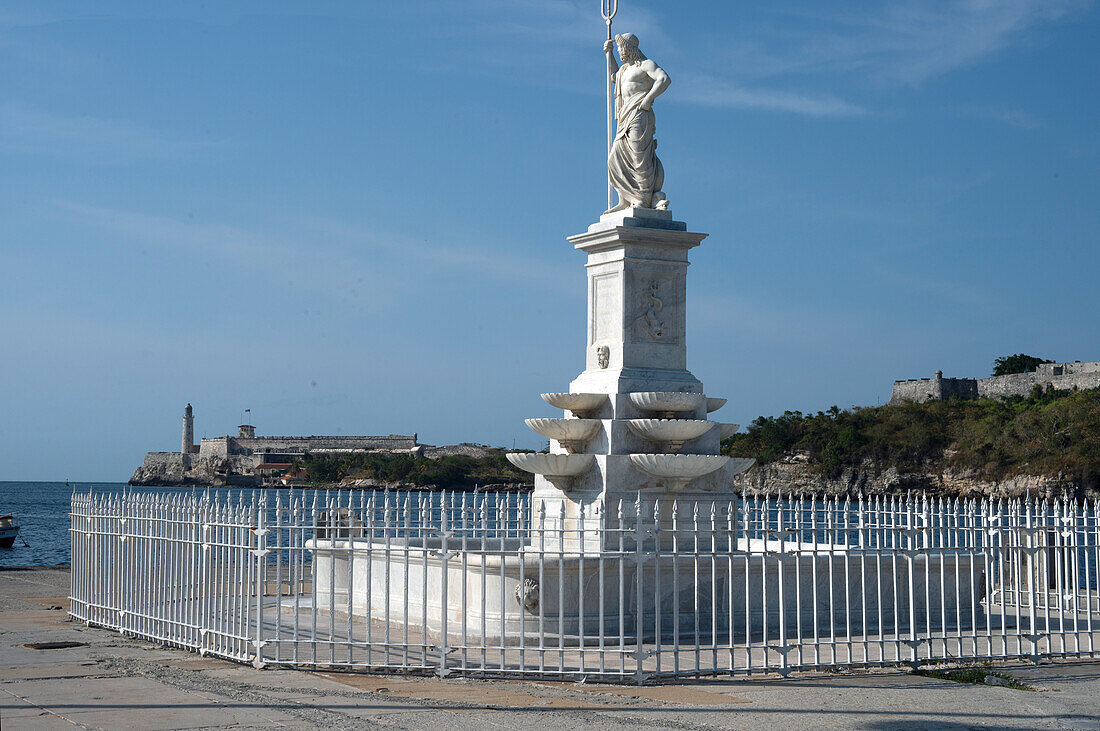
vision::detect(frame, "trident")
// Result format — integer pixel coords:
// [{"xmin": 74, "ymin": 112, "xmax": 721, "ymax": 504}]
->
[{"xmin": 602, "ymin": 0, "xmax": 618, "ymax": 211}]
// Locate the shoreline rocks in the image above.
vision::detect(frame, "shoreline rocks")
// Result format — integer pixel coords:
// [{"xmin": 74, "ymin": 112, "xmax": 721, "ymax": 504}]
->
[{"xmin": 731, "ymin": 454, "xmax": 1092, "ymax": 499}]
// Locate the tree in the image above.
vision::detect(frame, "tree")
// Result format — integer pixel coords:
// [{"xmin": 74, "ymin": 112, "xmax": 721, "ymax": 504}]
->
[{"xmin": 992, "ymin": 354, "xmax": 1051, "ymax": 377}]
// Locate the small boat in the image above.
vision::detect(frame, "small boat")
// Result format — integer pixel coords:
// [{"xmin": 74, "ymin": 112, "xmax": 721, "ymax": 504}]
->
[{"xmin": 0, "ymin": 515, "xmax": 19, "ymax": 549}]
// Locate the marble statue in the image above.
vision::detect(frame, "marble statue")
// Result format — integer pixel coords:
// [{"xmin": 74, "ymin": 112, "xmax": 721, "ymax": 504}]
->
[{"xmin": 603, "ymin": 33, "xmax": 670, "ymax": 212}]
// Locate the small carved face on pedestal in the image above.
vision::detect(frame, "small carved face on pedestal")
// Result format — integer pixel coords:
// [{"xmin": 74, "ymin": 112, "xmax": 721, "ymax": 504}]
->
[{"xmin": 596, "ymin": 345, "xmax": 610, "ymax": 369}]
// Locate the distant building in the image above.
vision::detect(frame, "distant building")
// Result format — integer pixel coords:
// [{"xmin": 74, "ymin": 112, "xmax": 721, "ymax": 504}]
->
[
  {"xmin": 194, "ymin": 409, "xmax": 418, "ymax": 464},
  {"xmin": 890, "ymin": 361, "xmax": 1100, "ymax": 404},
  {"xmin": 131, "ymin": 405, "xmax": 420, "ymax": 485}
]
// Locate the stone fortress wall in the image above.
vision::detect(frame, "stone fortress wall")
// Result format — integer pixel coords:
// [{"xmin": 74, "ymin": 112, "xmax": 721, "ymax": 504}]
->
[
  {"xmin": 197, "ymin": 434, "xmax": 417, "ymax": 462},
  {"xmin": 130, "ymin": 405, "xmax": 420, "ymax": 485},
  {"xmin": 890, "ymin": 360, "xmax": 1100, "ymax": 404}
]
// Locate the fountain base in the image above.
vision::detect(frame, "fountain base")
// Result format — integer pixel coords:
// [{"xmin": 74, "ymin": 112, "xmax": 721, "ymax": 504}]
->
[{"xmin": 309, "ymin": 536, "xmax": 980, "ymax": 641}]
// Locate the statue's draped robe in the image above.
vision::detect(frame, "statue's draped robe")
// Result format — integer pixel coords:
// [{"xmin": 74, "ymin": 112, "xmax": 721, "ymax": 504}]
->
[{"xmin": 609, "ymin": 69, "xmax": 664, "ymax": 209}]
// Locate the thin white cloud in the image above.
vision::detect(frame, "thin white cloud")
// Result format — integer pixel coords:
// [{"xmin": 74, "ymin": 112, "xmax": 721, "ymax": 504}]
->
[
  {"xmin": 952, "ymin": 103, "xmax": 1043, "ymax": 129},
  {"xmin": 987, "ymin": 107, "xmax": 1043, "ymax": 130},
  {"xmin": 676, "ymin": 0, "xmax": 1090, "ymax": 118},
  {"xmin": 297, "ymin": 213, "xmax": 576, "ymax": 291},
  {"xmin": 677, "ymin": 75, "xmax": 866, "ymax": 118},
  {"xmin": 52, "ymin": 200, "xmax": 573, "ymax": 303},
  {"xmin": 722, "ymin": 0, "xmax": 1092, "ymax": 87},
  {"xmin": 869, "ymin": 0, "xmax": 1089, "ymax": 85},
  {"xmin": 0, "ymin": 101, "xmax": 220, "ymax": 162},
  {"xmin": 53, "ymin": 199, "xmax": 395, "ymax": 308},
  {"xmin": 429, "ymin": 1, "xmax": 1088, "ymax": 118}
]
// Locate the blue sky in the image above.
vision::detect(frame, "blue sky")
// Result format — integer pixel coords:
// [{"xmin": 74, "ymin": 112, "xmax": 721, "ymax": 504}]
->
[{"xmin": 2, "ymin": 1, "xmax": 1098, "ymax": 481}]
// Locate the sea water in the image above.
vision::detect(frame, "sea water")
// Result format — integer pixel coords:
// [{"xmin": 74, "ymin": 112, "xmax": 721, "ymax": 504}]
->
[
  {"xmin": 1, "ymin": 482, "xmax": 119, "ymax": 566},
  {"xmin": 0, "ymin": 482, "xmax": 526, "ymax": 567},
  {"xmin": 0, "ymin": 482, "xmax": 256, "ymax": 567}
]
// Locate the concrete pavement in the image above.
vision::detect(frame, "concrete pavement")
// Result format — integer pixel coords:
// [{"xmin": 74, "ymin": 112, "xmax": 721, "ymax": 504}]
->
[{"xmin": 3, "ymin": 566, "xmax": 1100, "ymax": 730}]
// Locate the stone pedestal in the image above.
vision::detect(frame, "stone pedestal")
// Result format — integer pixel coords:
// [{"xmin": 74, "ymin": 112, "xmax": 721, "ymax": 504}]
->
[
  {"xmin": 529, "ymin": 209, "xmax": 747, "ymax": 549},
  {"xmin": 568, "ymin": 207, "xmax": 707, "ymax": 397}
]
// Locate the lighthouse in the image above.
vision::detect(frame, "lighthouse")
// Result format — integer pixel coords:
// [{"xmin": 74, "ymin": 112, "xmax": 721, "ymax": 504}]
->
[{"xmin": 181, "ymin": 404, "xmax": 195, "ymax": 466}]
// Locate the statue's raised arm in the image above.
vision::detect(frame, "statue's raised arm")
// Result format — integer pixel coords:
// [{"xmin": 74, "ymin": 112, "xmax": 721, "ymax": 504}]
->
[{"xmin": 606, "ymin": 33, "xmax": 669, "ymax": 212}]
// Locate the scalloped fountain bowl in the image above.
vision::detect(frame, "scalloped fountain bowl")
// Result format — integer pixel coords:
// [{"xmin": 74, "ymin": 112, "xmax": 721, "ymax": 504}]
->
[
  {"xmin": 706, "ymin": 397, "xmax": 727, "ymax": 413},
  {"xmin": 726, "ymin": 457, "xmax": 756, "ymax": 476},
  {"xmin": 629, "ymin": 391, "xmax": 705, "ymax": 418},
  {"xmin": 524, "ymin": 418, "xmax": 600, "ymax": 452},
  {"xmin": 540, "ymin": 392, "xmax": 606, "ymax": 417},
  {"xmin": 627, "ymin": 419, "xmax": 714, "ymax": 453},
  {"xmin": 718, "ymin": 423, "xmax": 740, "ymax": 440},
  {"xmin": 506, "ymin": 452, "xmax": 594, "ymax": 478},
  {"xmin": 629, "ymin": 454, "xmax": 730, "ymax": 492}
]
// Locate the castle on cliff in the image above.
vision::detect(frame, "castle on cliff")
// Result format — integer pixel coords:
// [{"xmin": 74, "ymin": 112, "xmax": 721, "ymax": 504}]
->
[
  {"xmin": 130, "ymin": 404, "xmax": 419, "ymax": 485},
  {"xmin": 890, "ymin": 360, "xmax": 1100, "ymax": 405}
]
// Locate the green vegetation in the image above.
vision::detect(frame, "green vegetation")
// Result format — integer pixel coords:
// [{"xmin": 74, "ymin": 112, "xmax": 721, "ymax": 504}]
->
[
  {"xmin": 299, "ymin": 451, "xmax": 534, "ymax": 488},
  {"xmin": 913, "ymin": 665, "xmax": 1035, "ymax": 691},
  {"xmin": 992, "ymin": 353, "xmax": 1051, "ymax": 377},
  {"xmin": 722, "ymin": 387, "xmax": 1100, "ymax": 487}
]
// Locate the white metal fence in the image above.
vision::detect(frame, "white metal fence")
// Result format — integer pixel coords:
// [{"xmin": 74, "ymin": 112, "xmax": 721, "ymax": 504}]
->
[{"xmin": 70, "ymin": 489, "xmax": 1100, "ymax": 683}]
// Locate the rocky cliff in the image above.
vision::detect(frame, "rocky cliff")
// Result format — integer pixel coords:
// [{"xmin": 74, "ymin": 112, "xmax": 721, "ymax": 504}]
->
[
  {"xmin": 731, "ymin": 453, "xmax": 1088, "ymax": 500},
  {"xmin": 129, "ymin": 453, "xmax": 259, "ymax": 487},
  {"xmin": 129, "ymin": 444, "xmax": 505, "ymax": 488}
]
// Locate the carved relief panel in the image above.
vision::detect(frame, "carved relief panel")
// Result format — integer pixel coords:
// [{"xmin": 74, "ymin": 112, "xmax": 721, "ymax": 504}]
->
[{"xmin": 629, "ymin": 270, "xmax": 681, "ymax": 345}]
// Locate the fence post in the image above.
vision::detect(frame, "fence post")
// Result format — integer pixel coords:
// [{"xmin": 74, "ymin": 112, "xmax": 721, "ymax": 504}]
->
[
  {"xmin": 633, "ymin": 494, "xmax": 648, "ymax": 685},
  {"xmin": 1026, "ymin": 499, "xmax": 1040, "ymax": 663},
  {"xmin": 777, "ymin": 493, "xmax": 789, "ymax": 676},
  {"xmin": 252, "ymin": 494, "xmax": 269, "ymax": 669},
  {"xmin": 435, "ymin": 495, "xmax": 454, "ymax": 677},
  {"xmin": 120, "ymin": 494, "xmax": 131, "ymax": 637},
  {"xmin": 905, "ymin": 494, "xmax": 920, "ymax": 668},
  {"xmin": 198, "ymin": 493, "xmax": 210, "ymax": 656}
]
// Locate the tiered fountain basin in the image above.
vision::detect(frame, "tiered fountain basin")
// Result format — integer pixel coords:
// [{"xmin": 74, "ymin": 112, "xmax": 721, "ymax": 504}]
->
[
  {"xmin": 506, "ymin": 452, "xmax": 594, "ymax": 477},
  {"xmin": 507, "ymin": 452, "xmax": 594, "ymax": 493},
  {"xmin": 630, "ymin": 391, "xmax": 705, "ymax": 418},
  {"xmin": 629, "ymin": 453, "xmax": 730, "ymax": 492},
  {"xmin": 627, "ymin": 419, "xmax": 714, "ymax": 453},
  {"xmin": 524, "ymin": 418, "xmax": 600, "ymax": 452},
  {"xmin": 540, "ymin": 392, "xmax": 606, "ymax": 418},
  {"xmin": 530, "ymin": 456, "xmax": 758, "ymax": 513}
]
